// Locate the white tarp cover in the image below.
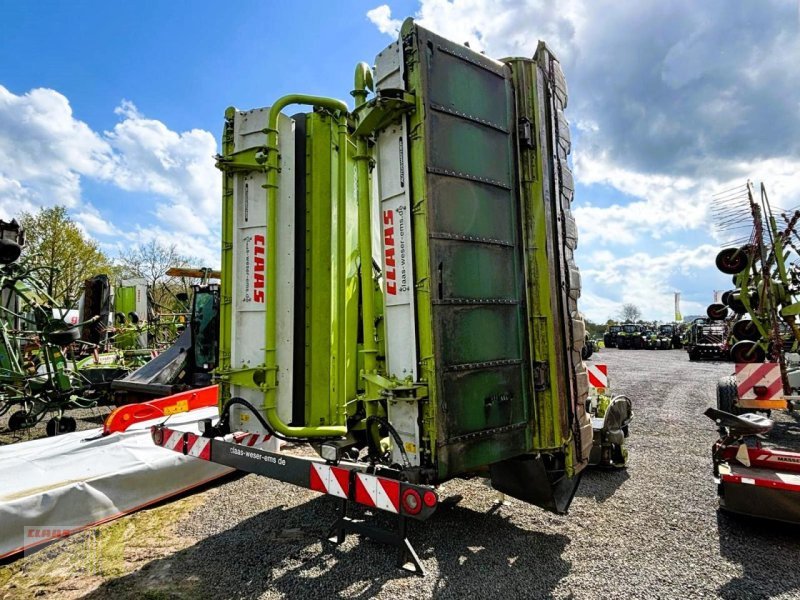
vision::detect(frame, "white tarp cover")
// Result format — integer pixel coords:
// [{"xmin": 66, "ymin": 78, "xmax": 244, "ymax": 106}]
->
[{"xmin": 0, "ymin": 407, "xmax": 231, "ymax": 558}]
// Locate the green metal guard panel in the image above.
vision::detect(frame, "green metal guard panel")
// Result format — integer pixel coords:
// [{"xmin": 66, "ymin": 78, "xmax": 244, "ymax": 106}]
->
[
  {"xmin": 406, "ymin": 24, "xmax": 530, "ymax": 476},
  {"xmin": 428, "ymin": 178, "xmax": 514, "ymax": 242}
]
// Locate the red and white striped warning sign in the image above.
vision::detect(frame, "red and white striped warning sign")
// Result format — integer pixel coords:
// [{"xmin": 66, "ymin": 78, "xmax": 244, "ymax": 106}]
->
[
  {"xmin": 160, "ymin": 428, "xmax": 185, "ymax": 452},
  {"xmin": 588, "ymin": 364, "xmax": 608, "ymax": 389},
  {"xmin": 237, "ymin": 432, "xmax": 272, "ymax": 447},
  {"xmin": 354, "ymin": 473, "xmax": 400, "ymax": 513},
  {"xmin": 735, "ymin": 362, "xmax": 783, "ymax": 400},
  {"xmin": 309, "ymin": 463, "xmax": 350, "ymax": 499},
  {"xmin": 186, "ymin": 433, "xmax": 211, "ymax": 460},
  {"xmin": 233, "ymin": 431, "xmax": 282, "ymax": 452}
]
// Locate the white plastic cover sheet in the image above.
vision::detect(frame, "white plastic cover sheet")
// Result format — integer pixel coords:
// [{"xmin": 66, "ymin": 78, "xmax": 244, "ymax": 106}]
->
[{"xmin": 0, "ymin": 407, "xmax": 230, "ymax": 558}]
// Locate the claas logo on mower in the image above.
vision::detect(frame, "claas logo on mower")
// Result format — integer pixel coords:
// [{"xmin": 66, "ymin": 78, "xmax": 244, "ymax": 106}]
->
[
  {"xmin": 253, "ymin": 234, "xmax": 265, "ymax": 303},
  {"xmin": 384, "ymin": 210, "xmax": 396, "ymax": 295}
]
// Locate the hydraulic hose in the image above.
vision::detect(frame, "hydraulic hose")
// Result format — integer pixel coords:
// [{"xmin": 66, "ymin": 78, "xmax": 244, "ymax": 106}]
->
[
  {"xmin": 219, "ymin": 396, "xmax": 344, "ymax": 442},
  {"xmin": 366, "ymin": 415, "xmax": 411, "ymax": 469}
]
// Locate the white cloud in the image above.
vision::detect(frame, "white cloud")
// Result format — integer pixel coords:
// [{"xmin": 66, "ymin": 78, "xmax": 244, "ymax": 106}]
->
[
  {"xmin": 0, "ymin": 86, "xmax": 112, "ymax": 210},
  {"xmin": 367, "ymin": 5, "xmax": 402, "ymax": 35},
  {"xmin": 579, "ymin": 244, "xmax": 719, "ymax": 322},
  {"xmin": 74, "ymin": 204, "xmax": 120, "ymax": 237},
  {"xmin": 0, "ymin": 85, "xmax": 220, "ymax": 257},
  {"xmin": 104, "ymin": 104, "xmax": 219, "ymax": 235}
]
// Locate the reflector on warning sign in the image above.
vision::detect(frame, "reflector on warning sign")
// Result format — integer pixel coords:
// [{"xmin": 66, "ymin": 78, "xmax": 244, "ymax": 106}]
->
[{"xmin": 735, "ymin": 362, "xmax": 783, "ymax": 400}]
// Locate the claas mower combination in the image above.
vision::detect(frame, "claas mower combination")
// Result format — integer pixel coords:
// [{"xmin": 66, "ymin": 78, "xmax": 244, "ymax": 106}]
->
[{"xmin": 150, "ymin": 20, "xmax": 631, "ymax": 571}]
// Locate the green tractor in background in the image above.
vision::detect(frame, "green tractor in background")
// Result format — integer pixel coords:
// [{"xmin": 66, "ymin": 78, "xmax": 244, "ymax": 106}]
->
[
  {"xmin": 603, "ymin": 324, "xmax": 622, "ymax": 348},
  {"xmin": 642, "ymin": 328, "xmax": 658, "ymax": 350},
  {"xmin": 617, "ymin": 323, "xmax": 644, "ymax": 349}
]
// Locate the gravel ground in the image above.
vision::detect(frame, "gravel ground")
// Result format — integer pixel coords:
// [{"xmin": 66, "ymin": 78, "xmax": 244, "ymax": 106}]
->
[
  {"xmin": 0, "ymin": 405, "xmax": 113, "ymax": 446},
  {"xmin": 4, "ymin": 348, "xmax": 800, "ymax": 599}
]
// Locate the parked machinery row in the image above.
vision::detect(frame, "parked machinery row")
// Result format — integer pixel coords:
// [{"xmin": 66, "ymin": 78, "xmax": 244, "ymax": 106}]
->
[{"xmin": 603, "ymin": 322, "xmax": 684, "ymax": 350}]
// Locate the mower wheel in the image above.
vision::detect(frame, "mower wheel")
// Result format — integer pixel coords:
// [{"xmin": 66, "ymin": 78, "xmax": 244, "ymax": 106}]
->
[
  {"xmin": 46, "ymin": 416, "xmax": 77, "ymax": 437},
  {"xmin": 717, "ymin": 376, "xmax": 743, "ymax": 415},
  {"xmin": 707, "ymin": 303, "xmax": 729, "ymax": 320},
  {"xmin": 46, "ymin": 327, "xmax": 81, "ymax": 346},
  {"xmin": 716, "ymin": 247, "xmax": 748, "ymax": 275},
  {"xmin": 730, "ymin": 340, "xmax": 765, "ymax": 364},
  {"xmin": 8, "ymin": 410, "xmax": 28, "ymax": 431},
  {"xmin": 726, "ymin": 294, "xmax": 746, "ymax": 314},
  {"xmin": 721, "ymin": 290, "xmax": 733, "ymax": 306},
  {"xmin": 732, "ymin": 319, "xmax": 760, "ymax": 342}
]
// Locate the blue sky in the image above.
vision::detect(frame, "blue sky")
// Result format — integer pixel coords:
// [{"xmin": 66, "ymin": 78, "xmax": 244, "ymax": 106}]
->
[{"xmin": 1, "ymin": 0, "xmax": 798, "ymax": 322}]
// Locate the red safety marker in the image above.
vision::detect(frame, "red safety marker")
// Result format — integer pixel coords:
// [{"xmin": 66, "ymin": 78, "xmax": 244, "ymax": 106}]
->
[
  {"xmin": 354, "ymin": 473, "xmax": 401, "ymax": 513},
  {"xmin": 735, "ymin": 362, "xmax": 783, "ymax": 401},
  {"xmin": 309, "ymin": 463, "xmax": 350, "ymax": 499},
  {"xmin": 588, "ymin": 364, "xmax": 608, "ymax": 389}
]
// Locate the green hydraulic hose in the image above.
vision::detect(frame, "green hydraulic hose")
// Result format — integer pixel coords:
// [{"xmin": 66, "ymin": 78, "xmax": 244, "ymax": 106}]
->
[{"xmin": 264, "ymin": 94, "xmax": 348, "ymax": 438}]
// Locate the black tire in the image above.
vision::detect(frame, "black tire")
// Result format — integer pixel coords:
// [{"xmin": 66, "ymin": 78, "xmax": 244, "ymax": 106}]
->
[
  {"xmin": 8, "ymin": 410, "xmax": 28, "ymax": 431},
  {"xmin": 730, "ymin": 340, "xmax": 765, "ymax": 363},
  {"xmin": 46, "ymin": 416, "xmax": 76, "ymax": 436},
  {"xmin": 0, "ymin": 239, "xmax": 22, "ymax": 265},
  {"xmin": 726, "ymin": 294, "xmax": 746, "ymax": 314},
  {"xmin": 46, "ymin": 327, "xmax": 81, "ymax": 346},
  {"xmin": 717, "ymin": 375, "xmax": 743, "ymax": 415},
  {"xmin": 707, "ymin": 303, "xmax": 729, "ymax": 320},
  {"xmin": 732, "ymin": 319, "xmax": 760, "ymax": 342},
  {"xmin": 716, "ymin": 247, "xmax": 749, "ymax": 275},
  {"xmin": 721, "ymin": 290, "xmax": 733, "ymax": 306},
  {"xmin": 688, "ymin": 349, "xmax": 699, "ymax": 361}
]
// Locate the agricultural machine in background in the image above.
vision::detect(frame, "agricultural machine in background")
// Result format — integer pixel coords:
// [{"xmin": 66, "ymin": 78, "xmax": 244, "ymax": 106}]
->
[
  {"xmin": 603, "ymin": 324, "xmax": 621, "ymax": 348},
  {"xmin": 150, "ymin": 19, "xmax": 632, "ymax": 572},
  {"xmin": 616, "ymin": 323, "xmax": 644, "ymax": 349},
  {"xmin": 112, "ymin": 268, "xmax": 220, "ymax": 404},
  {"xmin": 0, "ymin": 218, "xmax": 209, "ymax": 436},
  {"xmin": 0, "ymin": 220, "xmax": 130, "ymax": 434},
  {"xmin": 684, "ymin": 317, "xmax": 729, "ymax": 361},
  {"xmin": 705, "ymin": 181, "xmax": 800, "ymax": 524}
]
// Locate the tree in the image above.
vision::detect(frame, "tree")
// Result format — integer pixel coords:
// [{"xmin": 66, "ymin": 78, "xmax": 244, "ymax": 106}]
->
[
  {"xmin": 17, "ymin": 206, "xmax": 113, "ymax": 307},
  {"xmin": 619, "ymin": 303, "xmax": 642, "ymax": 322},
  {"xmin": 117, "ymin": 240, "xmax": 195, "ymax": 309}
]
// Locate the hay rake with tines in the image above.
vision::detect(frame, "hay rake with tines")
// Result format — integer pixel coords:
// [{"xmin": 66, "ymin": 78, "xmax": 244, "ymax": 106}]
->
[{"xmin": 712, "ymin": 181, "xmax": 800, "ymax": 376}]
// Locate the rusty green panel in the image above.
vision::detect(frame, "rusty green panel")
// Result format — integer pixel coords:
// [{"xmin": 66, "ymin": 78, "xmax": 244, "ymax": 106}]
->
[
  {"xmin": 428, "ymin": 178, "xmax": 514, "ymax": 242},
  {"xmin": 426, "ymin": 47, "xmax": 509, "ymax": 126},
  {"xmin": 405, "ymin": 23, "xmax": 531, "ymax": 477},
  {"xmin": 432, "ymin": 242, "xmax": 517, "ymax": 300},
  {"xmin": 427, "ymin": 113, "xmax": 511, "ymax": 185},
  {"xmin": 442, "ymin": 366, "xmax": 525, "ymax": 434},
  {"xmin": 437, "ymin": 305, "xmax": 521, "ymax": 365}
]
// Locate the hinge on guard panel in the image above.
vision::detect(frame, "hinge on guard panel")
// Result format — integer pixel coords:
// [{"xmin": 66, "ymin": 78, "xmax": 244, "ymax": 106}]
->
[
  {"xmin": 215, "ymin": 147, "xmax": 269, "ymax": 173},
  {"xmin": 533, "ymin": 361, "xmax": 549, "ymax": 392},
  {"xmin": 518, "ymin": 118, "xmax": 534, "ymax": 149},
  {"xmin": 353, "ymin": 89, "xmax": 416, "ymax": 137},
  {"xmin": 215, "ymin": 364, "xmax": 275, "ymax": 391}
]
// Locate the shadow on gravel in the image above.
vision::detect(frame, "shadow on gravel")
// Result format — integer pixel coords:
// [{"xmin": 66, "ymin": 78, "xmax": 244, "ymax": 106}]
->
[
  {"xmin": 83, "ymin": 496, "xmax": 570, "ymax": 599},
  {"xmin": 575, "ymin": 468, "xmax": 630, "ymax": 503},
  {"xmin": 716, "ymin": 510, "xmax": 800, "ymax": 599}
]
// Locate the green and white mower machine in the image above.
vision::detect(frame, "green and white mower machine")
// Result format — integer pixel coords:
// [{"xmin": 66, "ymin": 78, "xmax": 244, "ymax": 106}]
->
[{"xmin": 151, "ymin": 20, "xmax": 629, "ymax": 572}]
